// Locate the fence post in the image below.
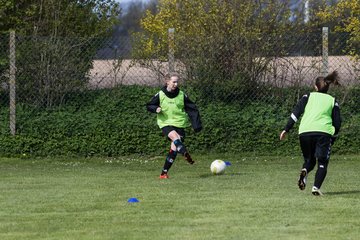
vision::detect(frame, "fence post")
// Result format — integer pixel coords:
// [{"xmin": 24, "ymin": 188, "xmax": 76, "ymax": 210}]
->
[
  {"xmin": 9, "ymin": 31, "xmax": 16, "ymax": 136},
  {"xmin": 322, "ymin": 27, "xmax": 329, "ymax": 76},
  {"xmin": 168, "ymin": 28, "xmax": 175, "ymax": 73}
]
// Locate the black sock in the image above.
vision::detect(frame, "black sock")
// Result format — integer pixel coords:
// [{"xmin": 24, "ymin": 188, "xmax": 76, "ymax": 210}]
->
[
  {"xmin": 161, "ymin": 150, "xmax": 177, "ymax": 174},
  {"xmin": 314, "ymin": 160, "xmax": 328, "ymax": 188},
  {"xmin": 173, "ymin": 139, "xmax": 187, "ymax": 155}
]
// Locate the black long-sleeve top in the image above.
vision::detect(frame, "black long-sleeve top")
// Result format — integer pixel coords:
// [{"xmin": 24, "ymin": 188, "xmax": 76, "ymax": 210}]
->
[
  {"xmin": 146, "ymin": 86, "xmax": 202, "ymax": 132},
  {"xmin": 283, "ymin": 92, "xmax": 341, "ymax": 136}
]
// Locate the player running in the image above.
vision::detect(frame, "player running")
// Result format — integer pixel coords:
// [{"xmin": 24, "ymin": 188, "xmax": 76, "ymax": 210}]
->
[{"xmin": 280, "ymin": 71, "xmax": 341, "ymax": 196}]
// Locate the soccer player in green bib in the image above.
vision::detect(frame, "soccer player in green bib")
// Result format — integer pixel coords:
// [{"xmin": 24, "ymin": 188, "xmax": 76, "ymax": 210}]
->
[
  {"xmin": 280, "ymin": 71, "xmax": 341, "ymax": 196},
  {"xmin": 147, "ymin": 73, "xmax": 202, "ymax": 179}
]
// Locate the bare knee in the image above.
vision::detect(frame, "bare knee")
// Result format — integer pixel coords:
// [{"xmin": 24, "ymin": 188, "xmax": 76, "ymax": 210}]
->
[{"xmin": 167, "ymin": 130, "xmax": 181, "ymax": 141}]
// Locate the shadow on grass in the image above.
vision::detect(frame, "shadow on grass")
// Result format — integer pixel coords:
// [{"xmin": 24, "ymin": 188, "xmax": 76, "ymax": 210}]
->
[{"xmin": 326, "ymin": 190, "xmax": 360, "ymax": 195}]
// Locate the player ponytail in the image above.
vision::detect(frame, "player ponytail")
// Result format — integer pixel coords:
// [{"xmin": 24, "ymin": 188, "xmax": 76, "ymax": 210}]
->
[{"xmin": 315, "ymin": 71, "xmax": 340, "ymax": 93}]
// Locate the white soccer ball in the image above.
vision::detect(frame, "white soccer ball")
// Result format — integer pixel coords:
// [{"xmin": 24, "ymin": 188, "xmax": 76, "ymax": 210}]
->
[{"xmin": 210, "ymin": 160, "xmax": 226, "ymax": 175}]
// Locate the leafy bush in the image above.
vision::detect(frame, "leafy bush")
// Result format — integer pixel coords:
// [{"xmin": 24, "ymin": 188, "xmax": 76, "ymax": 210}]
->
[{"xmin": 0, "ymin": 85, "xmax": 358, "ymax": 157}]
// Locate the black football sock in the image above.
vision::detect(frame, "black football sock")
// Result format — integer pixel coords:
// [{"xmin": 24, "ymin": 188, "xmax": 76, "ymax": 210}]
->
[
  {"xmin": 314, "ymin": 159, "xmax": 328, "ymax": 188},
  {"xmin": 173, "ymin": 139, "xmax": 187, "ymax": 155},
  {"xmin": 161, "ymin": 150, "xmax": 177, "ymax": 174}
]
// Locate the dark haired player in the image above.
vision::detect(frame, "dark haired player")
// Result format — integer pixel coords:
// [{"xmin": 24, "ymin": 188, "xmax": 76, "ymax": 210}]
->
[{"xmin": 280, "ymin": 71, "xmax": 341, "ymax": 196}]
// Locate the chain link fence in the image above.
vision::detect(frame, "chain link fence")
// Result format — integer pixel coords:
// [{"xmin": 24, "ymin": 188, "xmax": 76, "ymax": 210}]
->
[{"xmin": 0, "ymin": 28, "xmax": 359, "ymax": 154}]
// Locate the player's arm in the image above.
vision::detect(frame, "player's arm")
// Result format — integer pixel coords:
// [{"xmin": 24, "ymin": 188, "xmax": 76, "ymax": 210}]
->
[
  {"xmin": 146, "ymin": 93, "xmax": 160, "ymax": 113},
  {"xmin": 283, "ymin": 94, "xmax": 308, "ymax": 132},
  {"xmin": 280, "ymin": 94, "xmax": 308, "ymax": 140},
  {"xmin": 184, "ymin": 94, "xmax": 202, "ymax": 132},
  {"xmin": 332, "ymin": 100, "xmax": 341, "ymax": 135},
  {"xmin": 331, "ymin": 100, "xmax": 341, "ymax": 144}
]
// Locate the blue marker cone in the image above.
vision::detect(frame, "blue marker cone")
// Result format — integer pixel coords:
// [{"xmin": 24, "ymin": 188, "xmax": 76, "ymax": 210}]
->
[{"xmin": 127, "ymin": 197, "xmax": 139, "ymax": 203}]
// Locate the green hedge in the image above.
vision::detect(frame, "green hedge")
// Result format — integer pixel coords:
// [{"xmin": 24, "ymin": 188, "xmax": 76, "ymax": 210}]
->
[{"xmin": 0, "ymin": 85, "xmax": 358, "ymax": 157}]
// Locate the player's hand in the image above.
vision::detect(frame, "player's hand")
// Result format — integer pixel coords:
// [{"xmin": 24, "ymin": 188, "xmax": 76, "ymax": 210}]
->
[
  {"xmin": 156, "ymin": 107, "xmax": 161, "ymax": 113},
  {"xmin": 279, "ymin": 130, "xmax": 287, "ymax": 140}
]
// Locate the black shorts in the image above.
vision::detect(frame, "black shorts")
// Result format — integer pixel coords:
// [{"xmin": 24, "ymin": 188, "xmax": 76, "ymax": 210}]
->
[
  {"xmin": 161, "ymin": 126, "xmax": 185, "ymax": 141},
  {"xmin": 299, "ymin": 134, "xmax": 331, "ymax": 160}
]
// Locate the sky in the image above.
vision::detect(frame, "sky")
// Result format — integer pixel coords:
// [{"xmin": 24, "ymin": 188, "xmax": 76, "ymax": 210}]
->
[
  {"xmin": 115, "ymin": 0, "xmax": 149, "ymax": 10},
  {"xmin": 116, "ymin": 0, "xmax": 149, "ymax": 3}
]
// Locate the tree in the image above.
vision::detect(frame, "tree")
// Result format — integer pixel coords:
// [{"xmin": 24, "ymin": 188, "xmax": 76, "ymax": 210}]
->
[
  {"xmin": 317, "ymin": 0, "xmax": 360, "ymax": 58},
  {"xmin": 0, "ymin": 0, "xmax": 36, "ymax": 32},
  {"xmin": 0, "ymin": 0, "xmax": 120, "ymax": 37},
  {"xmin": 131, "ymin": 0, "xmax": 304, "ymax": 101},
  {"xmin": 0, "ymin": 0, "xmax": 121, "ymax": 107},
  {"xmin": 0, "ymin": 0, "xmax": 36, "ymax": 90}
]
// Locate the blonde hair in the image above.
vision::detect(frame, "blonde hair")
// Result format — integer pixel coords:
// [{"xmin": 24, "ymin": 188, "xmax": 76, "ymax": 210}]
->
[{"xmin": 164, "ymin": 72, "xmax": 180, "ymax": 84}]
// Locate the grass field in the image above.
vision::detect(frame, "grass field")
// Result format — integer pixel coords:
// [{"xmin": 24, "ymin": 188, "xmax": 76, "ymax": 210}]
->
[{"xmin": 0, "ymin": 154, "xmax": 359, "ymax": 240}]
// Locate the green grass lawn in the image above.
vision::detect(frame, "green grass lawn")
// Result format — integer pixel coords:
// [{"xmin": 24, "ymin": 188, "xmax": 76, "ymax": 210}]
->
[{"xmin": 0, "ymin": 154, "xmax": 359, "ymax": 240}]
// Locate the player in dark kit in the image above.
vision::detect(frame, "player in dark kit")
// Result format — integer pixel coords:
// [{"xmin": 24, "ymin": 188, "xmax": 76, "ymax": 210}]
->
[
  {"xmin": 280, "ymin": 71, "xmax": 341, "ymax": 196},
  {"xmin": 146, "ymin": 73, "xmax": 202, "ymax": 179}
]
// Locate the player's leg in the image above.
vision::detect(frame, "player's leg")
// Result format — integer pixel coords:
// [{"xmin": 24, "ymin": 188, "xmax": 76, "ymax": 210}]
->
[
  {"xmin": 300, "ymin": 135, "xmax": 317, "ymax": 172},
  {"xmin": 299, "ymin": 135, "xmax": 316, "ymax": 190},
  {"xmin": 167, "ymin": 128, "xmax": 194, "ymax": 164},
  {"xmin": 160, "ymin": 146, "xmax": 177, "ymax": 178},
  {"xmin": 312, "ymin": 135, "xmax": 331, "ymax": 195},
  {"xmin": 159, "ymin": 126, "xmax": 178, "ymax": 178},
  {"xmin": 159, "ymin": 126, "xmax": 193, "ymax": 178}
]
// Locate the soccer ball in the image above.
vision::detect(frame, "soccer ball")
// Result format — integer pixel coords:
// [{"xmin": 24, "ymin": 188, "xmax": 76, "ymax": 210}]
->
[{"xmin": 210, "ymin": 160, "xmax": 226, "ymax": 175}]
